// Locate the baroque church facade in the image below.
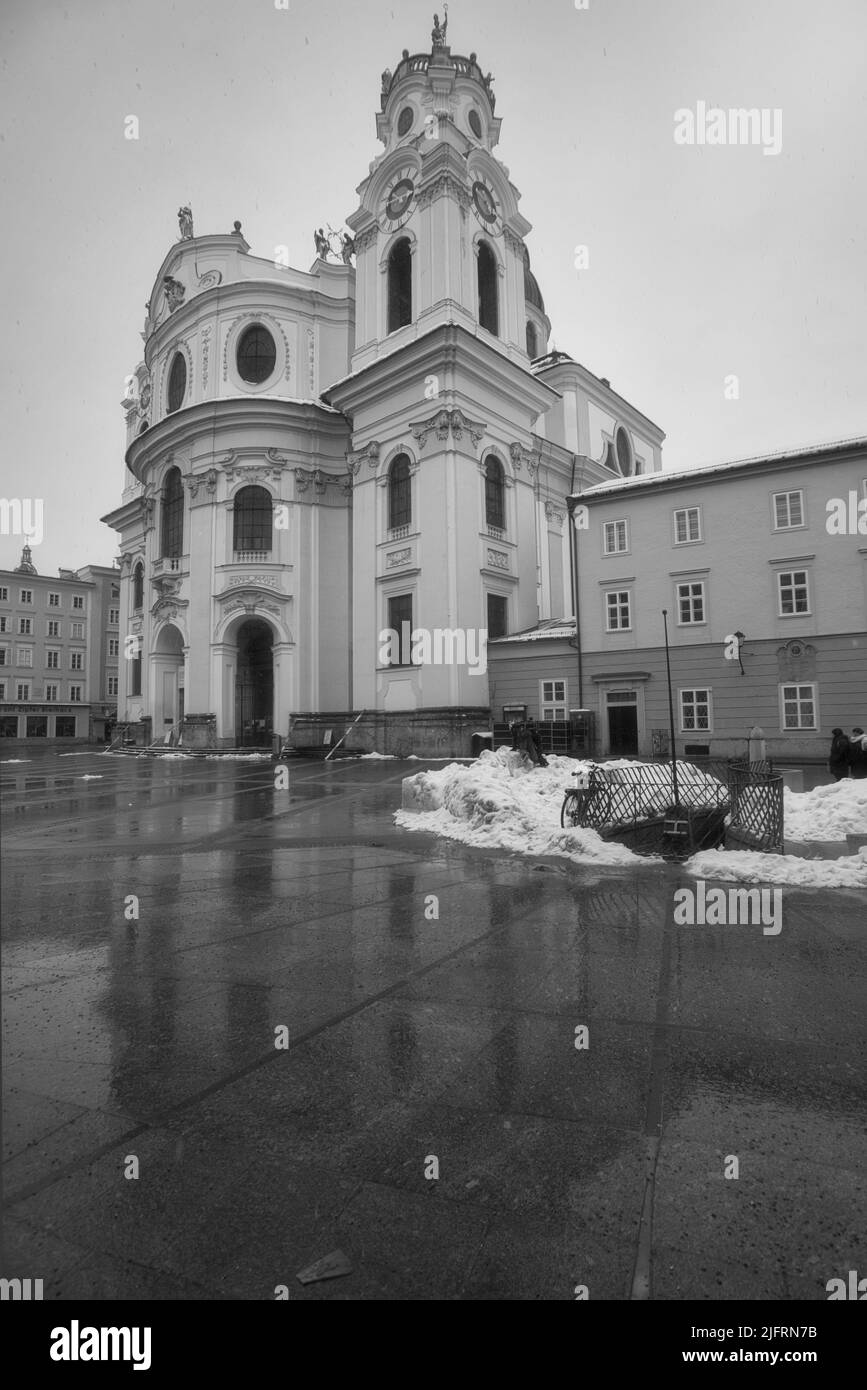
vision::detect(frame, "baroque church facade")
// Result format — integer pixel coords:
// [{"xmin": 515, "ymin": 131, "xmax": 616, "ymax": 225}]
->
[{"xmin": 103, "ymin": 20, "xmax": 664, "ymax": 754}]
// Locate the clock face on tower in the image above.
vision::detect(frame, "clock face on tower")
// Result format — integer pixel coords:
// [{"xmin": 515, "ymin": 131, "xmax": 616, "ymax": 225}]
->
[
  {"xmin": 380, "ymin": 167, "xmax": 417, "ymax": 232},
  {"xmin": 471, "ymin": 177, "xmax": 502, "ymax": 235}
]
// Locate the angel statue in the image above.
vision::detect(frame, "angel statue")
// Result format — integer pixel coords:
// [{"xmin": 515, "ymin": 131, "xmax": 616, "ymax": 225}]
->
[
  {"xmin": 432, "ymin": 7, "xmax": 448, "ymax": 47},
  {"xmin": 341, "ymin": 232, "xmax": 356, "ymax": 265},
  {"xmin": 314, "ymin": 227, "xmax": 330, "ymax": 260},
  {"xmin": 178, "ymin": 206, "xmax": 194, "ymax": 239}
]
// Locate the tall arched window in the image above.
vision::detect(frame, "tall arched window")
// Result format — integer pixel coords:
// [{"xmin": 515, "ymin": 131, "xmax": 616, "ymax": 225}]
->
[
  {"xmin": 132, "ymin": 562, "xmax": 144, "ymax": 610},
  {"xmin": 388, "ymin": 455, "xmax": 411, "ymax": 529},
  {"xmin": 484, "ymin": 456, "xmax": 505, "ymax": 530},
  {"xmin": 478, "ymin": 242, "xmax": 498, "ymax": 336},
  {"xmin": 526, "ymin": 321, "xmax": 538, "ymax": 358},
  {"xmin": 233, "ymin": 485, "xmax": 273, "ymax": 553},
  {"xmin": 160, "ymin": 467, "xmax": 184, "ymax": 558},
  {"xmin": 167, "ymin": 352, "xmax": 186, "ymax": 414},
  {"xmin": 387, "ymin": 238, "xmax": 412, "ymax": 333}
]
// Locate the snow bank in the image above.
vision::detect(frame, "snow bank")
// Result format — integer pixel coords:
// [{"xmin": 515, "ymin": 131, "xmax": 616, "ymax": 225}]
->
[
  {"xmin": 687, "ymin": 845, "xmax": 867, "ymax": 889},
  {"xmin": 783, "ymin": 778, "xmax": 867, "ymax": 842},
  {"xmin": 396, "ymin": 748, "xmax": 650, "ymax": 866}
]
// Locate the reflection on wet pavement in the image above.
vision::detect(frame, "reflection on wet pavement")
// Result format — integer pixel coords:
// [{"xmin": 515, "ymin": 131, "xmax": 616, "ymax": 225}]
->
[{"xmin": 1, "ymin": 750, "xmax": 865, "ymax": 1300}]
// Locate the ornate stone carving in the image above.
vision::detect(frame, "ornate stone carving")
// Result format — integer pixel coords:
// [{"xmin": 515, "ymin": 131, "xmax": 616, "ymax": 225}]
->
[
  {"xmin": 163, "ymin": 276, "xmax": 186, "ymax": 313},
  {"xmin": 410, "ymin": 409, "xmax": 486, "ymax": 450},
  {"xmin": 387, "ymin": 548, "xmax": 413, "ymax": 569},
  {"xmin": 503, "ymin": 227, "xmax": 524, "ymax": 258},
  {"xmin": 346, "ymin": 440, "xmax": 380, "ymax": 475},
  {"xmin": 227, "ymin": 574, "xmax": 280, "ymax": 589},
  {"xmin": 295, "ymin": 468, "xmax": 329, "ymax": 495},
  {"xmin": 486, "ymin": 548, "xmax": 509, "ymax": 570},
  {"xmin": 353, "ymin": 225, "xmax": 378, "ymax": 256},
  {"xmin": 418, "ymin": 172, "xmax": 471, "ymax": 213},
  {"xmin": 509, "ymin": 441, "xmax": 540, "ymax": 477},
  {"xmin": 197, "ymin": 270, "xmax": 222, "ymax": 290},
  {"xmin": 544, "ymin": 500, "xmax": 566, "ymax": 529},
  {"xmin": 201, "ymin": 325, "xmax": 212, "ymax": 393},
  {"xmin": 187, "ymin": 468, "xmax": 219, "ymax": 499},
  {"xmin": 307, "ymin": 327, "xmax": 315, "ymax": 394}
]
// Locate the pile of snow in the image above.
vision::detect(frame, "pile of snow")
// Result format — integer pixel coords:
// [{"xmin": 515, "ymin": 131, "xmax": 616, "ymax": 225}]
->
[
  {"xmin": 395, "ymin": 748, "xmax": 649, "ymax": 866},
  {"xmin": 783, "ymin": 779, "xmax": 867, "ymax": 842},
  {"xmin": 688, "ymin": 845, "xmax": 867, "ymax": 889}
]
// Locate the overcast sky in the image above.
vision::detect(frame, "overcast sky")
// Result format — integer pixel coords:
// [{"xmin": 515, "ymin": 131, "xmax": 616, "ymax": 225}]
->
[{"xmin": 2, "ymin": 0, "xmax": 864, "ymax": 574}]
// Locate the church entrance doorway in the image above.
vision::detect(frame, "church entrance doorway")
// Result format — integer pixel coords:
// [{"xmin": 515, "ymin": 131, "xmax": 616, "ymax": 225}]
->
[{"xmin": 235, "ymin": 619, "xmax": 274, "ymax": 746}]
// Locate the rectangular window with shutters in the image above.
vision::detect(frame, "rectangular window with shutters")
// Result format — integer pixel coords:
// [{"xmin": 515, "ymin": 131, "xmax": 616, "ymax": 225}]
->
[
  {"xmin": 17, "ymin": 682, "xmax": 30, "ymax": 700},
  {"xmin": 47, "ymin": 620, "xmax": 60, "ymax": 637},
  {"xmin": 70, "ymin": 652, "xmax": 83, "ymax": 671},
  {"xmin": 773, "ymin": 491, "xmax": 804, "ymax": 530},
  {"xmin": 48, "ymin": 592, "xmax": 61, "ymax": 607},
  {"xmin": 70, "ymin": 622, "xmax": 85, "ymax": 639},
  {"xmin": 45, "ymin": 683, "xmax": 59, "ymax": 702},
  {"xmin": 46, "ymin": 650, "xmax": 60, "ymax": 669},
  {"xmin": 69, "ymin": 684, "xmax": 83, "ymax": 702},
  {"xmin": 18, "ymin": 618, "xmax": 32, "ymax": 635}
]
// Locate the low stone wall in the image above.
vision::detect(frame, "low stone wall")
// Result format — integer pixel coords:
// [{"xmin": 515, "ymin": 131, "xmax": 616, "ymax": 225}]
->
[
  {"xmin": 181, "ymin": 714, "xmax": 217, "ymax": 750},
  {"xmin": 289, "ymin": 707, "xmax": 491, "ymax": 760}
]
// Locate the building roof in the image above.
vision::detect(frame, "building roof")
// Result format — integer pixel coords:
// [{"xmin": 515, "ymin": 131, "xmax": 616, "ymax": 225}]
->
[
  {"xmin": 489, "ymin": 616, "xmax": 576, "ymax": 644},
  {"xmin": 573, "ymin": 434, "xmax": 867, "ymax": 501}
]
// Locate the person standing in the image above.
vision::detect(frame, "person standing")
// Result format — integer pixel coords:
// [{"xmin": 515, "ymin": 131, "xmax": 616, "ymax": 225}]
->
[
  {"xmin": 828, "ymin": 728, "xmax": 850, "ymax": 780},
  {"xmin": 849, "ymin": 727, "xmax": 867, "ymax": 780}
]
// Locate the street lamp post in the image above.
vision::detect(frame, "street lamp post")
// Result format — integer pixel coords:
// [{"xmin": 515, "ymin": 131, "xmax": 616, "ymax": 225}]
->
[{"xmin": 661, "ymin": 608, "xmax": 681, "ymax": 813}]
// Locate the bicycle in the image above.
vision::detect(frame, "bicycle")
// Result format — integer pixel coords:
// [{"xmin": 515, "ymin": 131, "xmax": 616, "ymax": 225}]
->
[{"xmin": 560, "ymin": 766, "xmax": 612, "ymax": 829}]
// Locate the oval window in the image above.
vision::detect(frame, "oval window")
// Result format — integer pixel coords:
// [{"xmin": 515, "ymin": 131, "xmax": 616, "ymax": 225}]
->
[
  {"xmin": 237, "ymin": 324, "xmax": 277, "ymax": 384},
  {"xmin": 615, "ymin": 426, "xmax": 633, "ymax": 476},
  {"xmin": 166, "ymin": 352, "xmax": 186, "ymax": 414},
  {"xmin": 468, "ymin": 109, "xmax": 482, "ymax": 139},
  {"xmin": 397, "ymin": 106, "xmax": 414, "ymax": 136}
]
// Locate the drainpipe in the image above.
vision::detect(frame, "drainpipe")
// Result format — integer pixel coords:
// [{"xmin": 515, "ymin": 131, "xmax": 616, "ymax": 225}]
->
[{"xmin": 567, "ymin": 455, "xmax": 583, "ymax": 708}]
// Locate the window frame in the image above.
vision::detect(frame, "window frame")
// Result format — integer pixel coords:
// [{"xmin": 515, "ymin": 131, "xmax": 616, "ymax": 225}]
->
[
  {"xmin": 777, "ymin": 568, "xmax": 811, "ymax": 617},
  {"xmin": 540, "ymin": 678, "xmax": 567, "ymax": 720},
  {"xmin": 602, "ymin": 518, "xmax": 629, "ymax": 555},
  {"xmin": 486, "ymin": 592, "xmax": 508, "ymax": 642},
  {"xmin": 779, "ymin": 681, "xmax": 818, "ymax": 730},
  {"xmin": 772, "ymin": 489, "xmax": 805, "ymax": 531},
  {"xmin": 385, "ymin": 593, "xmax": 414, "ymax": 667},
  {"xmin": 604, "ymin": 588, "xmax": 632, "ymax": 632},
  {"xmin": 679, "ymin": 687, "xmax": 713, "ymax": 734},
  {"xmin": 676, "ymin": 579, "xmax": 706, "ymax": 626},
  {"xmin": 673, "ymin": 506, "xmax": 702, "ymax": 545}
]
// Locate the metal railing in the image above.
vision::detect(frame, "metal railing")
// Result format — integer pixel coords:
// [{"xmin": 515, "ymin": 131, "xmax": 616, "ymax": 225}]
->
[{"xmin": 727, "ymin": 759, "xmax": 784, "ymax": 852}]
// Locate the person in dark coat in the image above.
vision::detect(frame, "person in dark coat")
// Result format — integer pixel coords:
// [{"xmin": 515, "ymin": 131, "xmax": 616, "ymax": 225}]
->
[
  {"xmin": 849, "ymin": 727, "xmax": 867, "ymax": 780},
  {"xmin": 828, "ymin": 727, "xmax": 850, "ymax": 781}
]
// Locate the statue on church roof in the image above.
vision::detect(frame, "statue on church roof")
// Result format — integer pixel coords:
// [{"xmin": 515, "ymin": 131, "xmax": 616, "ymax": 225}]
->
[
  {"xmin": 177, "ymin": 205, "xmax": 194, "ymax": 240},
  {"xmin": 163, "ymin": 276, "xmax": 186, "ymax": 312},
  {"xmin": 314, "ymin": 228, "xmax": 330, "ymax": 260},
  {"xmin": 431, "ymin": 7, "xmax": 448, "ymax": 48},
  {"xmin": 381, "ymin": 69, "xmax": 392, "ymax": 94},
  {"xmin": 341, "ymin": 232, "xmax": 356, "ymax": 265}
]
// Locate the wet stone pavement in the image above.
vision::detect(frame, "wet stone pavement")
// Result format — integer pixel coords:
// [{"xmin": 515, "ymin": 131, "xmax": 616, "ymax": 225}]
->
[{"xmin": 1, "ymin": 749, "xmax": 865, "ymax": 1301}]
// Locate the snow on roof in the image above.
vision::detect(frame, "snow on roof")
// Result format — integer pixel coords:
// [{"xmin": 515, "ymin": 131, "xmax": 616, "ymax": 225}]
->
[
  {"xmin": 575, "ymin": 435, "xmax": 867, "ymax": 500},
  {"xmin": 490, "ymin": 617, "xmax": 576, "ymax": 643}
]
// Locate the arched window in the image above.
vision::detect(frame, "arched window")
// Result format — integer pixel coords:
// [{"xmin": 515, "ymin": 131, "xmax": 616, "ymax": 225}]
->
[
  {"xmin": 138, "ymin": 418, "xmax": 149, "ymax": 434},
  {"xmin": 132, "ymin": 562, "xmax": 144, "ymax": 611},
  {"xmin": 160, "ymin": 466, "xmax": 184, "ymax": 559},
  {"xmin": 484, "ymin": 456, "xmax": 505, "ymax": 530},
  {"xmin": 526, "ymin": 321, "xmax": 538, "ymax": 358},
  {"xmin": 478, "ymin": 242, "xmax": 498, "ymax": 336},
  {"xmin": 387, "ymin": 238, "xmax": 412, "ymax": 333},
  {"xmin": 237, "ymin": 325, "xmax": 276, "ymax": 384},
  {"xmin": 388, "ymin": 455, "xmax": 411, "ymax": 529},
  {"xmin": 167, "ymin": 353, "xmax": 186, "ymax": 413},
  {"xmin": 233, "ymin": 485, "xmax": 273, "ymax": 553}
]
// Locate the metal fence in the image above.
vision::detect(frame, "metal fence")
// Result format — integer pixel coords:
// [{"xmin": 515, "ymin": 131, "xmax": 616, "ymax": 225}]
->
[
  {"xmin": 573, "ymin": 761, "xmax": 731, "ymax": 830},
  {"xmin": 726, "ymin": 759, "xmax": 784, "ymax": 853}
]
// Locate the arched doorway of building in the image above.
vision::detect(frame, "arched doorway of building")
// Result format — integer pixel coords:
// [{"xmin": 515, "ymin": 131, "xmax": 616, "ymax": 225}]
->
[
  {"xmin": 153, "ymin": 623, "xmax": 185, "ymax": 740},
  {"xmin": 235, "ymin": 619, "xmax": 274, "ymax": 746}
]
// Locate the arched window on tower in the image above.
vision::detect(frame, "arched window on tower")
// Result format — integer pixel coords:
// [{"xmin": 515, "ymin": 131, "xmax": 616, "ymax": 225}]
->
[
  {"xmin": 233, "ymin": 485, "xmax": 273, "ymax": 555},
  {"xmin": 132, "ymin": 562, "xmax": 144, "ymax": 611},
  {"xmin": 484, "ymin": 456, "xmax": 505, "ymax": 530},
  {"xmin": 526, "ymin": 321, "xmax": 538, "ymax": 358},
  {"xmin": 160, "ymin": 466, "xmax": 184, "ymax": 559},
  {"xmin": 387, "ymin": 238, "xmax": 412, "ymax": 333},
  {"xmin": 478, "ymin": 242, "xmax": 499, "ymax": 336},
  {"xmin": 388, "ymin": 455, "xmax": 411, "ymax": 529}
]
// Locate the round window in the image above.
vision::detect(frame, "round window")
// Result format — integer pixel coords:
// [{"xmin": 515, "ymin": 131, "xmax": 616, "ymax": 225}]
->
[
  {"xmin": 397, "ymin": 106, "xmax": 414, "ymax": 136},
  {"xmin": 237, "ymin": 325, "xmax": 276, "ymax": 384},
  {"xmin": 468, "ymin": 109, "xmax": 482, "ymax": 139},
  {"xmin": 166, "ymin": 352, "xmax": 186, "ymax": 414}
]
